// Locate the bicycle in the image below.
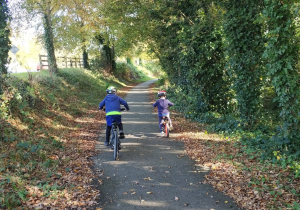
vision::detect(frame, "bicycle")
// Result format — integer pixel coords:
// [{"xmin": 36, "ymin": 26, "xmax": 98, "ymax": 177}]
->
[
  {"xmin": 162, "ymin": 116, "xmax": 170, "ymax": 138},
  {"xmin": 101, "ymin": 107, "xmax": 126, "ymax": 160}
]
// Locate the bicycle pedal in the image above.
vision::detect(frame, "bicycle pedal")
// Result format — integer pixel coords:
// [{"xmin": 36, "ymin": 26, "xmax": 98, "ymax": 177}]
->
[{"xmin": 119, "ymin": 132, "xmax": 125, "ymax": 139}]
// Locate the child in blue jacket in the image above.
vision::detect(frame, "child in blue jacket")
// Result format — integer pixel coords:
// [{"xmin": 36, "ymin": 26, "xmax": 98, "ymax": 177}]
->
[
  {"xmin": 99, "ymin": 87, "xmax": 130, "ymax": 146},
  {"xmin": 153, "ymin": 90, "xmax": 174, "ymax": 137}
]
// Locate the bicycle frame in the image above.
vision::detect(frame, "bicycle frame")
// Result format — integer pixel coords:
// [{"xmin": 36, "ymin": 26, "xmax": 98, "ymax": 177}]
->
[
  {"xmin": 100, "ymin": 107, "xmax": 126, "ymax": 160},
  {"xmin": 110, "ymin": 121, "xmax": 119, "ymax": 160}
]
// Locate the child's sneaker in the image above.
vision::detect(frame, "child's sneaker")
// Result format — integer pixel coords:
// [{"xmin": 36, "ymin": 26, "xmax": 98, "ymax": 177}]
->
[
  {"xmin": 104, "ymin": 141, "xmax": 109, "ymax": 146},
  {"xmin": 119, "ymin": 131, "xmax": 125, "ymax": 139},
  {"xmin": 160, "ymin": 131, "xmax": 165, "ymax": 137},
  {"xmin": 110, "ymin": 140, "xmax": 114, "ymax": 150}
]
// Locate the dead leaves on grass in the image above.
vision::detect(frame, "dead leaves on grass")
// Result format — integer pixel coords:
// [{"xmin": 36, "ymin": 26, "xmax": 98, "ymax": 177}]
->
[
  {"xmin": 178, "ymin": 129, "xmax": 300, "ymax": 209},
  {"xmin": 23, "ymin": 110, "xmax": 102, "ymax": 209}
]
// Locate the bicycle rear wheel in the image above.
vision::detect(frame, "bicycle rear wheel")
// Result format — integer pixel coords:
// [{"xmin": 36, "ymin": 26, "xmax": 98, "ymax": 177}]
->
[{"xmin": 113, "ymin": 130, "xmax": 118, "ymax": 160}]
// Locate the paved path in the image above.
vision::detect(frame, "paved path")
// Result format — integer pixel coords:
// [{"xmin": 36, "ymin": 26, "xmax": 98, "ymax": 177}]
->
[{"xmin": 92, "ymin": 80, "xmax": 240, "ymax": 210}]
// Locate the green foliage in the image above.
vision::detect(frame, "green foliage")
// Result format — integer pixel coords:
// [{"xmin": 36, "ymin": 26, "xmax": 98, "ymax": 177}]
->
[
  {"xmin": 141, "ymin": 61, "xmax": 163, "ymax": 77},
  {"xmin": 0, "ymin": 0, "xmax": 11, "ymax": 76},
  {"xmin": 261, "ymin": 0, "xmax": 300, "ymax": 154},
  {"xmin": 223, "ymin": 0, "xmax": 265, "ymax": 126},
  {"xmin": 146, "ymin": 1, "xmax": 232, "ymax": 116},
  {"xmin": 115, "ymin": 62, "xmax": 154, "ymax": 82}
]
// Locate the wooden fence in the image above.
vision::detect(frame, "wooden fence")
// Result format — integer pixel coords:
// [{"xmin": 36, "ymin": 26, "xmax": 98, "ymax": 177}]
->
[{"xmin": 39, "ymin": 54, "xmax": 84, "ymax": 69}]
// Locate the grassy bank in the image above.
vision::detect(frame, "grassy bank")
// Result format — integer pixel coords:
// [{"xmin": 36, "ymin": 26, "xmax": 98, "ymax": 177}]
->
[{"xmin": 0, "ymin": 64, "xmax": 153, "ymax": 209}]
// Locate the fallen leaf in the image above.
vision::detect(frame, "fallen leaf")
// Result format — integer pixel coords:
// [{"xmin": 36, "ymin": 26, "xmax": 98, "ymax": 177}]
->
[
  {"xmin": 147, "ymin": 191, "xmax": 153, "ymax": 194},
  {"xmin": 175, "ymin": 196, "xmax": 179, "ymax": 201}
]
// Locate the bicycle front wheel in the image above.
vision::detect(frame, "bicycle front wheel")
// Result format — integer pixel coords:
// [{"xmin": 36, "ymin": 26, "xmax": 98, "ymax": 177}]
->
[
  {"xmin": 165, "ymin": 123, "xmax": 169, "ymax": 138},
  {"xmin": 113, "ymin": 131, "xmax": 118, "ymax": 160}
]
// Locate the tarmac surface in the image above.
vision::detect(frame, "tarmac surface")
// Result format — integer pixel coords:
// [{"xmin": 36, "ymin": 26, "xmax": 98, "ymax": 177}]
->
[{"xmin": 92, "ymin": 80, "xmax": 240, "ymax": 210}]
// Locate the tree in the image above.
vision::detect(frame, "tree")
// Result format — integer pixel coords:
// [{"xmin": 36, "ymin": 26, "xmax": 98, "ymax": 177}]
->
[
  {"xmin": 0, "ymin": 0, "xmax": 11, "ymax": 76},
  {"xmin": 53, "ymin": 0, "xmax": 93, "ymax": 69},
  {"xmin": 21, "ymin": 0, "xmax": 58, "ymax": 73}
]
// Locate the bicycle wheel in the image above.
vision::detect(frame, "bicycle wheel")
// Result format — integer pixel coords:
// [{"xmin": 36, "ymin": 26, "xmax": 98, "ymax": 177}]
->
[
  {"xmin": 113, "ymin": 130, "xmax": 118, "ymax": 160},
  {"xmin": 165, "ymin": 122, "xmax": 169, "ymax": 138}
]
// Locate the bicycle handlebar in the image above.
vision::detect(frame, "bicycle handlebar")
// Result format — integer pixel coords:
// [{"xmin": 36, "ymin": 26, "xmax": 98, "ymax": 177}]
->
[{"xmin": 100, "ymin": 107, "xmax": 128, "ymax": 112}]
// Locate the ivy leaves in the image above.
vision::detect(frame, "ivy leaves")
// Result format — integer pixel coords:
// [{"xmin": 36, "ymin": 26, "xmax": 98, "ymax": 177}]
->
[
  {"xmin": 223, "ymin": 0, "xmax": 265, "ymax": 126},
  {"xmin": 0, "ymin": 0, "xmax": 11, "ymax": 76},
  {"xmin": 262, "ymin": 0, "xmax": 300, "ymax": 152}
]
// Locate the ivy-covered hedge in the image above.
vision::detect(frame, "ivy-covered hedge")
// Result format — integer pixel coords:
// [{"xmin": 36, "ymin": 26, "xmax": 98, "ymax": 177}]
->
[{"xmin": 135, "ymin": 0, "xmax": 300, "ymax": 174}]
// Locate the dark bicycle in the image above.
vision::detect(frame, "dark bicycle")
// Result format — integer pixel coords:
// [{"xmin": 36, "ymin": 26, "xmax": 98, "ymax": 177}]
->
[
  {"xmin": 110, "ymin": 108, "xmax": 126, "ymax": 160},
  {"xmin": 100, "ymin": 107, "xmax": 126, "ymax": 160},
  {"xmin": 162, "ymin": 116, "xmax": 170, "ymax": 138}
]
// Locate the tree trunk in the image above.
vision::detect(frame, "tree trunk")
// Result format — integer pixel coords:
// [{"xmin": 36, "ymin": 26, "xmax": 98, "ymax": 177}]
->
[
  {"xmin": 111, "ymin": 44, "xmax": 116, "ymax": 72},
  {"xmin": 43, "ymin": 0, "xmax": 58, "ymax": 74},
  {"xmin": 95, "ymin": 34, "xmax": 115, "ymax": 73},
  {"xmin": 82, "ymin": 45, "xmax": 89, "ymax": 69},
  {"xmin": 0, "ymin": 0, "xmax": 11, "ymax": 76}
]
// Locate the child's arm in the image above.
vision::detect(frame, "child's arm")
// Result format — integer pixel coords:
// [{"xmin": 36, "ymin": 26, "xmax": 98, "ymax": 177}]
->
[
  {"xmin": 153, "ymin": 100, "xmax": 158, "ymax": 107},
  {"xmin": 99, "ymin": 99, "xmax": 105, "ymax": 110},
  {"xmin": 119, "ymin": 97, "xmax": 130, "ymax": 110},
  {"xmin": 168, "ymin": 100, "xmax": 174, "ymax": 106}
]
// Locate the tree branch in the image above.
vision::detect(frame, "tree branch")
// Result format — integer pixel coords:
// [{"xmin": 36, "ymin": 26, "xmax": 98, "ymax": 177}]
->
[{"xmin": 179, "ymin": 10, "xmax": 194, "ymax": 25}]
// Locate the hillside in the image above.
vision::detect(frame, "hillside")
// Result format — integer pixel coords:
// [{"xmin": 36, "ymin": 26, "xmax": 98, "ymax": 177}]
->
[{"xmin": 0, "ymin": 65, "xmax": 155, "ymax": 209}]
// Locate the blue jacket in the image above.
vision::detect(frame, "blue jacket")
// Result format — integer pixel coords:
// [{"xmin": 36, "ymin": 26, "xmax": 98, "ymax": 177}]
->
[{"xmin": 99, "ymin": 94, "xmax": 129, "ymax": 115}]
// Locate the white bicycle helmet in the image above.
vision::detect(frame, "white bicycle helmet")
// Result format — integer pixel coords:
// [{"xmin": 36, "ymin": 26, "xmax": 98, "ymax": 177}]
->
[{"xmin": 106, "ymin": 86, "xmax": 117, "ymax": 94}]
